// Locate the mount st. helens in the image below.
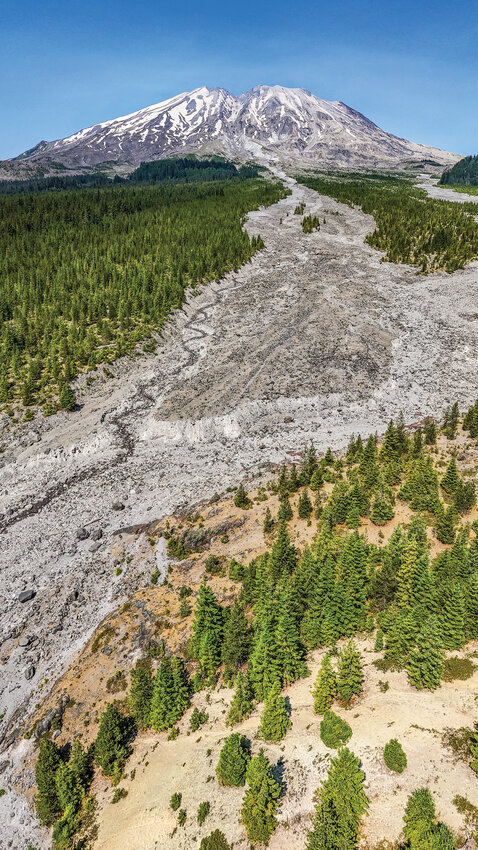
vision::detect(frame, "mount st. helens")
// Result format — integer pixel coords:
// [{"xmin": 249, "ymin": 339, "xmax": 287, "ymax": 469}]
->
[{"xmin": 11, "ymin": 85, "xmax": 458, "ymax": 170}]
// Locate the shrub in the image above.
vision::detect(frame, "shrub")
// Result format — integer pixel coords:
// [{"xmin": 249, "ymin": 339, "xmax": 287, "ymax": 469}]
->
[
  {"xmin": 190, "ymin": 708, "xmax": 208, "ymax": 732},
  {"xmin": 197, "ymin": 801, "xmax": 210, "ymax": 826},
  {"xmin": 200, "ymin": 830, "xmax": 231, "ymax": 850},
  {"xmin": 112, "ymin": 787, "xmax": 128, "ymax": 803},
  {"xmin": 170, "ymin": 792, "xmax": 182, "ymax": 811},
  {"xmin": 216, "ymin": 734, "xmax": 250, "ymax": 786},
  {"xmin": 178, "ymin": 808, "xmax": 187, "ymax": 826},
  {"xmin": 319, "ymin": 710, "xmax": 352, "ymax": 749},
  {"xmin": 383, "ymin": 739, "xmax": 407, "ymax": 773}
]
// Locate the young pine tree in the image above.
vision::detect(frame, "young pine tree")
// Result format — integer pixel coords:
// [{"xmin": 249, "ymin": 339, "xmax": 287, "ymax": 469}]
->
[
  {"xmin": 190, "ymin": 580, "xmax": 224, "ymax": 667},
  {"xmin": 298, "ymin": 489, "xmax": 313, "ymax": 519},
  {"xmin": 222, "ymin": 600, "xmax": 250, "ymax": 675},
  {"xmin": 263, "ymin": 506, "xmax": 274, "ymax": 534},
  {"xmin": 278, "ymin": 495, "xmax": 293, "ymax": 522},
  {"xmin": 215, "ymin": 733, "xmax": 250, "ymax": 786},
  {"xmin": 435, "ymin": 504, "xmax": 456, "ymax": 545},
  {"xmin": 259, "ymin": 679, "xmax": 291, "ymax": 742},
  {"xmin": 234, "ymin": 483, "xmax": 251, "ymax": 509},
  {"xmin": 306, "ymin": 747, "xmax": 368, "ymax": 850},
  {"xmin": 441, "ymin": 457, "xmax": 460, "ymax": 494},
  {"xmin": 312, "ymin": 655, "xmax": 337, "ymax": 715},
  {"xmin": 403, "ymin": 788, "xmax": 455, "ymax": 849},
  {"xmin": 128, "ymin": 659, "xmax": 153, "ymax": 728},
  {"xmin": 59, "ymin": 383, "xmax": 76, "ymax": 411},
  {"xmin": 227, "ymin": 671, "xmax": 254, "ymax": 726},
  {"xmin": 406, "ymin": 616, "xmax": 444, "ymax": 690},
  {"xmin": 35, "ymin": 739, "xmax": 62, "ymax": 826},
  {"xmin": 94, "ymin": 703, "xmax": 130, "ymax": 777},
  {"xmin": 336, "ymin": 640, "xmax": 364, "ymax": 705},
  {"xmin": 241, "ymin": 750, "xmax": 281, "ymax": 844},
  {"xmin": 268, "ymin": 519, "xmax": 297, "ymax": 583}
]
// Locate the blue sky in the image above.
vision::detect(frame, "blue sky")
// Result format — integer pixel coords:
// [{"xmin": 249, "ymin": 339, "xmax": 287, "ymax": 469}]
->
[{"xmin": 1, "ymin": 0, "xmax": 477, "ymax": 159}]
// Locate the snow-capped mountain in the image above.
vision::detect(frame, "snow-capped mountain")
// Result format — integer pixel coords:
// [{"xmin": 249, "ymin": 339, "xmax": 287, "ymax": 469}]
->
[{"xmin": 14, "ymin": 85, "xmax": 457, "ymax": 168}]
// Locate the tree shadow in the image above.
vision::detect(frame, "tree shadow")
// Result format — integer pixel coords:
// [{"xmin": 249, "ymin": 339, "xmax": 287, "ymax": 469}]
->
[{"xmin": 272, "ymin": 756, "xmax": 287, "ymax": 797}]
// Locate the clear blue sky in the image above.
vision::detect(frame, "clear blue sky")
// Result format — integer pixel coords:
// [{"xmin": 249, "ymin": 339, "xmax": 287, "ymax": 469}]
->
[{"xmin": 2, "ymin": 0, "xmax": 477, "ymax": 160}]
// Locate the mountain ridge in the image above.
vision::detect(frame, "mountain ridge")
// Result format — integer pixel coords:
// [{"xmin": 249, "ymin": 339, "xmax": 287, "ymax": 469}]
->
[{"xmin": 11, "ymin": 84, "xmax": 459, "ymax": 170}]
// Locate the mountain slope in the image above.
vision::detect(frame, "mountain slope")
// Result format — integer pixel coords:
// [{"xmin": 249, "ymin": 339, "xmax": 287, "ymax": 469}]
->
[{"xmin": 14, "ymin": 85, "xmax": 458, "ymax": 169}]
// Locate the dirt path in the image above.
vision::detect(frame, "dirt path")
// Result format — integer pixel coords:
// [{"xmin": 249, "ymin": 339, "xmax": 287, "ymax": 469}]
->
[{"xmin": 2, "ymin": 170, "xmax": 478, "ymax": 846}]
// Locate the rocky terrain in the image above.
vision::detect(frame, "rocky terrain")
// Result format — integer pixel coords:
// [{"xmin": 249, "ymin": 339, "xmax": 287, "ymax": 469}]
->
[
  {"xmin": 1, "ymin": 169, "xmax": 478, "ymax": 847},
  {"xmin": 9, "ymin": 85, "xmax": 458, "ymax": 170}
]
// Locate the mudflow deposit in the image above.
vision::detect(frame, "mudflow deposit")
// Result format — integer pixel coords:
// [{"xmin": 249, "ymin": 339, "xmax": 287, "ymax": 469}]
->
[{"xmin": 1, "ymin": 171, "xmax": 478, "ymax": 847}]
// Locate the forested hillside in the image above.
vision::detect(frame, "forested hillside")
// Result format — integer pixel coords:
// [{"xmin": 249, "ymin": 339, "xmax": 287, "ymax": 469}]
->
[
  {"xmin": 440, "ymin": 155, "xmax": 478, "ymax": 187},
  {"xmin": 28, "ymin": 404, "xmax": 478, "ymax": 849},
  {"xmin": 0, "ymin": 175, "xmax": 287, "ymax": 413},
  {"xmin": 298, "ymin": 173, "xmax": 478, "ymax": 273}
]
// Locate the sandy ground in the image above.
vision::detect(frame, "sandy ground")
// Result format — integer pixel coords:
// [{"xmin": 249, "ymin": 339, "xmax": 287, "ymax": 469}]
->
[
  {"xmin": 93, "ymin": 637, "xmax": 478, "ymax": 850},
  {"xmin": 2, "ymin": 169, "xmax": 478, "ymax": 845}
]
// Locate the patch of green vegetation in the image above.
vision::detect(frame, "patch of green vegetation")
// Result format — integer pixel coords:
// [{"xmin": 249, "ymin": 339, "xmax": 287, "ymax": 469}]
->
[
  {"xmin": 443, "ymin": 726, "xmax": 474, "ymax": 760},
  {"xmin": 319, "ymin": 710, "xmax": 352, "ymax": 749},
  {"xmin": 383, "ymin": 739, "xmax": 407, "ymax": 773},
  {"xmin": 297, "ymin": 173, "xmax": 478, "ymax": 273},
  {"xmin": 91, "ymin": 625, "xmax": 115, "ymax": 654},
  {"xmin": 0, "ymin": 176, "xmax": 288, "ymax": 410},
  {"xmin": 440, "ymin": 154, "xmax": 478, "ymax": 187},
  {"xmin": 443, "ymin": 656, "xmax": 476, "ymax": 681},
  {"xmin": 453, "ymin": 794, "xmax": 478, "ymax": 840},
  {"xmin": 111, "ymin": 787, "xmax": 128, "ymax": 803}
]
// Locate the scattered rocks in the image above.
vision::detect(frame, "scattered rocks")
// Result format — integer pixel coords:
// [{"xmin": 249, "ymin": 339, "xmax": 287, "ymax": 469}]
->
[
  {"xmin": 101, "ymin": 645, "xmax": 113, "ymax": 656},
  {"xmin": 18, "ymin": 590, "xmax": 35, "ymax": 604}
]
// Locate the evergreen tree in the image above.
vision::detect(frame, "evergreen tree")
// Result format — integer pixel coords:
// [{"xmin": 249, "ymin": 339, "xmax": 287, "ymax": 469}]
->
[
  {"xmin": 278, "ymin": 495, "xmax": 293, "ymax": 522},
  {"xmin": 336, "ymin": 640, "xmax": 364, "ymax": 704},
  {"xmin": 35, "ymin": 739, "xmax": 62, "ymax": 825},
  {"xmin": 440, "ymin": 583, "xmax": 465, "ymax": 650},
  {"xmin": 275, "ymin": 604, "xmax": 308, "ymax": 686},
  {"xmin": 128, "ymin": 659, "xmax": 153, "ymax": 728},
  {"xmin": 69, "ymin": 738, "xmax": 91, "ymax": 794},
  {"xmin": 222, "ymin": 600, "xmax": 250, "ymax": 673},
  {"xmin": 248, "ymin": 615, "xmax": 283, "ymax": 701},
  {"xmin": 310, "ymin": 466, "xmax": 324, "ymax": 491},
  {"xmin": 200, "ymin": 831, "xmax": 231, "ymax": 850},
  {"xmin": 289, "ymin": 464, "xmax": 300, "ymax": 492},
  {"xmin": 454, "ymin": 479, "xmax": 476, "ymax": 514},
  {"xmin": 346, "ymin": 504, "xmax": 361, "ymax": 529},
  {"xmin": 469, "ymin": 729, "xmax": 478, "ymax": 775},
  {"xmin": 277, "ymin": 464, "xmax": 290, "ymax": 495},
  {"xmin": 263, "ymin": 506, "xmax": 274, "ymax": 534},
  {"xmin": 190, "ymin": 580, "xmax": 224, "ymax": 667},
  {"xmin": 441, "ymin": 457, "xmax": 460, "ymax": 494},
  {"xmin": 227, "ymin": 671, "xmax": 254, "ymax": 726},
  {"xmin": 234, "ymin": 483, "xmax": 251, "ymax": 509},
  {"xmin": 149, "ymin": 657, "xmax": 189, "ymax": 731},
  {"xmin": 268, "ymin": 519, "xmax": 297, "ymax": 583},
  {"xmin": 383, "ymin": 739, "xmax": 407, "ymax": 773},
  {"xmin": 374, "ymin": 629, "xmax": 384, "ymax": 652},
  {"xmin": 312, "ymin": 655, "xmax": 337, "ymax": 714},
  {"xmin": 370, "ymin": 494, "xmax": 394, "ymax": 526},
  {"xmin": 241, "ymin": 750, "xmax": 281, "ymax": 844},
  {"xmin": 424, "ymin": 417, "xmax": 437, "ymax": 445},
  {"xmin": 59, "ymin": 383, "xmax": 76, "ymax": 411},
  {"xmin": 216, "ymin": 733, "xmax": 250, "ymax": 786},
  {"xmin": 406, "ymin": 617, "xmax": 444, "ymax": 690},
  {"xmin": 403, "ymin": 788, "xmax": 454, "ymax": 849},
  {"xmin": 307, "ymin": 748, "xmax": 368, "ymax": 850},
  {"xmin": 259, "ymin": 679, "xmax": 291, "ymax": 742},
  {"xmin": 55, "ymin": 761, "xmax": 81, "ymax": 812},
  {"xmin": 435, "ymin": 504, "xmax": 456, "ymax": 545},
  {"xmin": 298, "ymin": 489, "xmax": 313, "ymax": 519},
  {"xmin": 94, "ymin": 703, "xmax": 130, "ymax": 777}
]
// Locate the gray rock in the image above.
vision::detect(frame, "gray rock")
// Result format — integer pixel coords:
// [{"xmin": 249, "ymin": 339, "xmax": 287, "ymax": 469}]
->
[
  {"xmin": 91, "ymin": 528, "xmax": 103, "ymax": 541},
  {"xmin": 89, "ymin": 541, "xmax": 103, "ymax": 553},
  {"xmin": 52, "ymin": 730, "xmax": 61, "ymax": 740},
  {"xmin": 24, "ymin": 666, "xmax": 35, "ymax": 680},
  {"xmin": 18, "ymin": 590, "xmax": 35, "ymax": 603},
  {"xmin": 18, "ymin": 637, "xmax": 30, "ymax": 648},
  {"xmin": 76, "ymin": 527, "xmax": 89, "ymax": 540},
  {"xmin": 101, "ymin": 646, "xmax": 113, "ymax": 656},
  {"xmin": 112, "ymin": 501, "xmax": 125, "ymax": 511}
]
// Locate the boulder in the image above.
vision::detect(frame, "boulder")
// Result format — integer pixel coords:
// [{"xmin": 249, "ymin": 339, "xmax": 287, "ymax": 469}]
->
[
  {"xmin": 18, "ymin": 590, "xmax": 35, "ymax": 603},
  {"xmin": 24, "ymin": 665, "xmax": 35, "ymax": 680},
  {"xmin": 18, "ymin": 637, "xmax": 30, "ymax": 648}
]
